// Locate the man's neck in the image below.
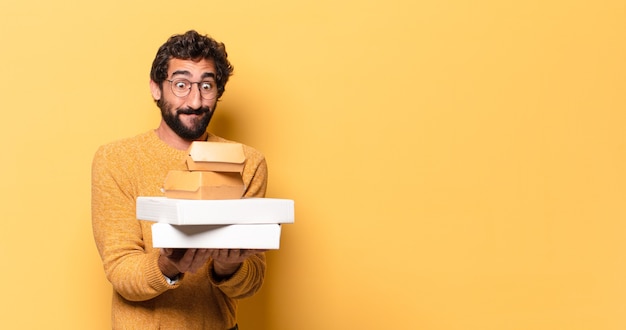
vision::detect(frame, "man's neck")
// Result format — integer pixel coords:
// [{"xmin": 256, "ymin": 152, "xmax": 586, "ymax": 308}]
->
[{"xmin": 155, "ymin": 121, "xmax": 207, "ymax": 150}]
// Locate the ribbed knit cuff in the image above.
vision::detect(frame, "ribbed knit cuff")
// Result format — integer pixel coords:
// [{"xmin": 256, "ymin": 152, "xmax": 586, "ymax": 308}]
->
[
  {"xmin": 146, "ymin": 250, "xmax": 182, "ymax": 289},
  {"xmin": 207, "ymin": 259, "xmax": 249, "ymax": 286}
]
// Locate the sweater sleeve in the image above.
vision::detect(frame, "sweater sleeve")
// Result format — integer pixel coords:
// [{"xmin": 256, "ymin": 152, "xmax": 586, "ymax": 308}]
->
[
  {"xmin": 242, "ymin": 147, "xmax": 268, "ymax": 198},
  {"xmin": 91, "ymin": 145, "xmax": 176, "ymax": 301},
  {"xmin": 207, "ymin": 252, "xmax": 267, "ymax": 299}
]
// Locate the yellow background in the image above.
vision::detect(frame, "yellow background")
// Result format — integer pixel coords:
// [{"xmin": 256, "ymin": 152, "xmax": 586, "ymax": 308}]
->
[{"xmin": 1, "ymin": 1, "xmax": 625, "ymax": 329}]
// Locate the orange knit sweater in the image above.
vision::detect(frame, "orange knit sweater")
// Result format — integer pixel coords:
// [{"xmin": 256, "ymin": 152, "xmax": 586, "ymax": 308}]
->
[{"xmin": 91, "ymin": 130, "xmax": 268, "ymax": 329}]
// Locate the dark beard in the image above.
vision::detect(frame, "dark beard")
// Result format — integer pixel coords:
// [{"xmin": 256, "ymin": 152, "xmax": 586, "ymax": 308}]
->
[{"xmin": 158, "ymin": 99, "xmax": 214, "ymax": 140}]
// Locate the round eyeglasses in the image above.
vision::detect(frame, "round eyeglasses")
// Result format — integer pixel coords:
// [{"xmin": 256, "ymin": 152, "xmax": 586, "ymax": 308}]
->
[{"xmin": 166, "ymin": 78, "xmax": 217, "ymax": 100}]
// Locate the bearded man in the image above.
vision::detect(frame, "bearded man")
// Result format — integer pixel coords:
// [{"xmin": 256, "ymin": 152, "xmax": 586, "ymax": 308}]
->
[{"xmin": 91, "ymin": 30, "xmax": 267, "ymax": 330}]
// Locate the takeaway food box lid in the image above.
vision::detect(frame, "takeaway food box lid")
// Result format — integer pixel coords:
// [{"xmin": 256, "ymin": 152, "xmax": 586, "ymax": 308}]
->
[{"xmin": 186, "ymin": 141, "xmax": 246, "ymax": 172}]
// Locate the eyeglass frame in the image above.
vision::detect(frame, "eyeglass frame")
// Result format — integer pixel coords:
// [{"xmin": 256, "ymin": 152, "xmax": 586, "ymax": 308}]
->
[{"xmin": 165, "ymin": 78, "xmax": 218, "ymax": 100}]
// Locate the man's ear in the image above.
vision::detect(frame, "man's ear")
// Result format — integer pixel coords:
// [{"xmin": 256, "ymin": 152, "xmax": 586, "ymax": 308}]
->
[{"xmin": 150, "ymin": 80, "xmax": 162, "ymax": 101}]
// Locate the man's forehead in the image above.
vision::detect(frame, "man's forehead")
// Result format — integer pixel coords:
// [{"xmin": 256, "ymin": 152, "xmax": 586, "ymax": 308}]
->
[{"xmin": 168, "ymin": 58, "xmax": 216, "ymax": 76}]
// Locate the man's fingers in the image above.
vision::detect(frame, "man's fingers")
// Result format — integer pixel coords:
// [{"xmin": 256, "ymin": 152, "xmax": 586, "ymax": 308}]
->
[
  {"xmin": 188, "ymin": 249, "xmax": 211, "ymax": 273},
  {"xmin": 175, "ymin": 249, "xmax": 214, "ymax": 274},
  {"xmin": 241, "ymin": 249, "xmax": 268, "ymax": 257},
  {"xmin": 163, "ymin": 248, "xmax": 265, "ymax": 274},
  {"xmin": 162, "ymin": 248, "xmax": 188, "ymax": 260}
]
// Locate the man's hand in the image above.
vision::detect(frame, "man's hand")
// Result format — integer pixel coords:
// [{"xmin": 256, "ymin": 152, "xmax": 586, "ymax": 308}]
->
[
  {"xmin": 159, "ymin": 248, "xmax": 212, "ymax": 279},
  {"xmin": 208, "ymin": 249, "xmax": 267, "ymax": 279},
  {"xmin": 158, "ymin": 248, "xmax": 266, "ymax": 280}
]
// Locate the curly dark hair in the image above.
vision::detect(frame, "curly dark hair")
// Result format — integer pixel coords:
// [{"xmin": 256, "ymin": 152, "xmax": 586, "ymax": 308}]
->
[{"xmin": 150, "ymin": 30, "xmax": 234, "ymax": 99}]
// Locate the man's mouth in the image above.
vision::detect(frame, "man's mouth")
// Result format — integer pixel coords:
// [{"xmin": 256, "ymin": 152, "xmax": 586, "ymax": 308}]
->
[{"xmin": 177, "ymin": 108, "xmax": 209, "ymax": 116}]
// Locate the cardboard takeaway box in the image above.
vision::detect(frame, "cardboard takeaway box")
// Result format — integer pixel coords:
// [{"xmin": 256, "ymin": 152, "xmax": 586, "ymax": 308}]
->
[
  {"xmin": 163, "ymin": 141, "xmax": 247, "ymax": 200},
  {"xmin": 185, "ymin": 141, "xmax": 245, "ymax": 172},
  {"xmin": 137, "ymin": 196, "xmax": 295, "ymax": 225},
  {"xmin": 139, "ymin": 197, "xmax": 294, "ymax": 249},
  {"xmin": 163, "ymin": 170, "xmax": 244, "ymax": 200},
  {"xmin": 151, "ymin": 223, "xmax": 282, "ymax": 249},
  {"xmin": 152, "ymin": 141, "xmax": 293, "ymax": 249}
]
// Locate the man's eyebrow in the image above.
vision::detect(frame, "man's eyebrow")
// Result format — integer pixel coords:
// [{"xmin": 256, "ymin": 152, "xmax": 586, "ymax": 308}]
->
[
  {"xmin": 201, "ymin": 72, "xmax": 216, "ymax": 80},
  {"xmin": 171, "ymin": 70, "xmax": 192, "ymax": 77},
  {"xmin": 170, "ymin": 70, "xmax": 216, "ymax": 80}
]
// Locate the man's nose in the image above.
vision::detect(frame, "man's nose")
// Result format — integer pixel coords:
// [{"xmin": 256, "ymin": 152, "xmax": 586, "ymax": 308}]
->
[{"xmin": 185, "ymin": 83, "xmax": 203, "ymax": 108}]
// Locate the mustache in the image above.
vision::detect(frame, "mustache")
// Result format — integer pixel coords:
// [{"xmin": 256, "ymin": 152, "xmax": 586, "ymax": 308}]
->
[{"xmin": 176, "ymin": 107, "xmax": 211, "ymax": 115}]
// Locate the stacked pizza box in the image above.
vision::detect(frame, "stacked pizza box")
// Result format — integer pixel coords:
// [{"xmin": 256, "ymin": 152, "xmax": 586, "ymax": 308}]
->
[{"xmin": 136, "ymin": 141, "xmax": 294, "ymax": 249}]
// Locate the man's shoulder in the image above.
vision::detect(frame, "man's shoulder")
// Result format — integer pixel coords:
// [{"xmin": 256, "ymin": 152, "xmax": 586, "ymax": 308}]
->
[
  {"xmin": 94, "ymin": 131, "xmax": 156, "ymax": 160},
  {"xmin": 102, "ymin": 130, "xmax": 154, "ymax": 147}
]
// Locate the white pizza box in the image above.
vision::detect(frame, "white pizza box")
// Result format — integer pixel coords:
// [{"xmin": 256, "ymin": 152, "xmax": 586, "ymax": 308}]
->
[
  {"xmin": 137, "ymin": 197, "xmax": 294, "ymax": 225},
  {"xmin": 151, "ymin": 223, "xmax": 282, "ymax": 249}
]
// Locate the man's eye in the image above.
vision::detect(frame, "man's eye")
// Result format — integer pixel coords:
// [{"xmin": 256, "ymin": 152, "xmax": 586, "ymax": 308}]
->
[
  {"xmin": 175, "ymin": 82, "xmax": 187, "ymax": 89},
  {"xmin": 200, "ymin": 82, "xmax": 213, "ymax": 91}
]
